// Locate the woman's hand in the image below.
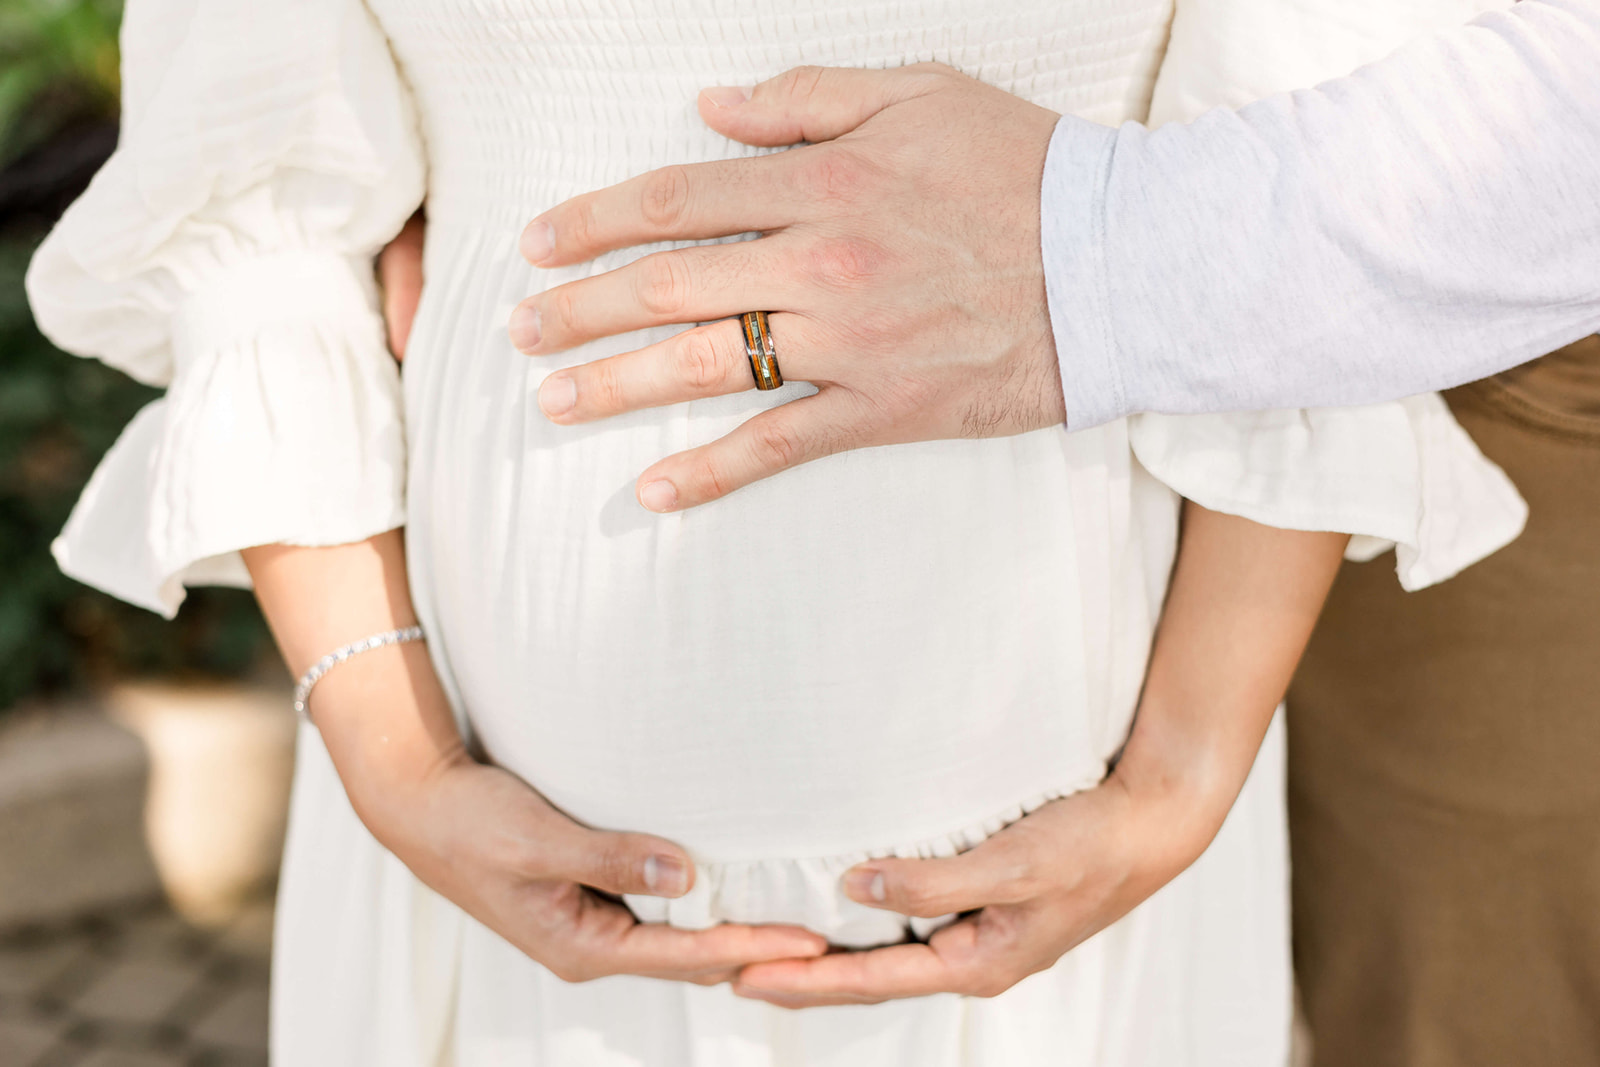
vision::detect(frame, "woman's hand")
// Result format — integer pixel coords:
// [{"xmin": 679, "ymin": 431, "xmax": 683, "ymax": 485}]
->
[
  {"xmin": 352, "ymin": 730, "xmax": 829, "ymax": 986},
  {"xmin": 244, "ymin": 535, "xmax": 827, "ymax": 987},
  {"xmin": 734, "ymin": 504, "xmax": 1350, "ymax": 1007},
  {"xmin": 730, "ymin": 734, "xmax": 1230, "ymax": 1007}
]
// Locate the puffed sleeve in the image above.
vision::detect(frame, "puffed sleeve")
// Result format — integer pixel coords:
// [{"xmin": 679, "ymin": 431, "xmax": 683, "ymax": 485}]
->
[
  {"xmin": 25, "ymin": 0, "xmax": 425, "ymax": 617},
  {"xmin": 1128, "ymin": 398, "xmax": 1527, "ymax": 591}
]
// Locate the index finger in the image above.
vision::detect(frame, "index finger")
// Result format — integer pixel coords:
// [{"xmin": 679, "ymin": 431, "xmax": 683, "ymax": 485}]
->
[
  {"xmin": 520, "ymin": 150, "xmax": 814, "ymax": 267},
  {"xmin": 732, "ymin": 916, "xmax": 991, "ymax": 1002},
  {"xmin": 599, "ymin": 915, "xmax": 830, "ymax": 980},
  {"xmin": 735, "ymin": 942, "xmax": 952, "ymax": 1005}
]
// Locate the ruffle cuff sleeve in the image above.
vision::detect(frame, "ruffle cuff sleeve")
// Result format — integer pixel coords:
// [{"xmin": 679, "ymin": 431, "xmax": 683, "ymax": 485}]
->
[
  {"xmin": 49, "ymin": 252, "xmax": 405, "ymax": 617},
  {"xmin": 25, "ymin": 0, "xmax": 425, "ymax": 618},
  {"xmin": 1128, "ymin": 395, "xmax": 1527, "ymax": 591}
]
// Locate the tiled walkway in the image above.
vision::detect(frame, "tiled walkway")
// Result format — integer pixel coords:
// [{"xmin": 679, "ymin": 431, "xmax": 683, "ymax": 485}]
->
[{"xmin": 0, "ymin": 898, "xmax": 270, "ymax": 1067}]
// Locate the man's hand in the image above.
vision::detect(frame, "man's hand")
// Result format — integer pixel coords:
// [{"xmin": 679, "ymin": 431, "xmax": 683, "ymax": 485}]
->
[{"xmin": 509, "ymin": 63, "xmax": 1064, "ymax": 512}]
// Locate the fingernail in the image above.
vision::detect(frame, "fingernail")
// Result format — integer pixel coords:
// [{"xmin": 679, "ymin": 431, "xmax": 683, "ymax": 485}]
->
[
  {"xmin": 643, "ymin": 854, "xmax": 689, "ymax": 897},
  {"xmin": 702, "ymin": 85, "xmax": 752, "ymax": 109},
  {"xmin": 521, "ymin": 220, "xmax": 554, "ymax": 264},
  {"xmin": 844, "ymin": 868, "xmax": 887, "ymax": 903},
  {"xmin": 638, "ymin": 480, "xmax": 678, "ymax": 512},
  {"xmin": 509, "ymin": 304, "xmax": 541, "ymax": 352},
  {"xmin": 539, "ymin": 374, "xmax": 576, "ymax": 418}
]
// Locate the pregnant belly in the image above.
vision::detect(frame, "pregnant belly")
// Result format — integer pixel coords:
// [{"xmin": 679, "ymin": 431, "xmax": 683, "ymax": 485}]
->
[{"xmin": 406, "ymin": 322, "xmax": 1127, "ymax": 879}]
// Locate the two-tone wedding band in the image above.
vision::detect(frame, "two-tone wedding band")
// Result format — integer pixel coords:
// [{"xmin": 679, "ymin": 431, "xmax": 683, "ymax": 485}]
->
[{"xmin": 740, "ymin": 310, "xmax": 783, "ymax": 391}]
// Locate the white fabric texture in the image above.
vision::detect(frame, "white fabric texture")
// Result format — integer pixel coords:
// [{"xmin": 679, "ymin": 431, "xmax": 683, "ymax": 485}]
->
[
  {"xmin": 1042, "ymin": 0, "xmax": 1600, "ymax": 429},
  {"xmin": 27, "ymin": 2, "xmax": 1525, "ymax": 1066},
  {"xmin": 26, "ymin": 2, "xmax": 424, "ymax": 616}
]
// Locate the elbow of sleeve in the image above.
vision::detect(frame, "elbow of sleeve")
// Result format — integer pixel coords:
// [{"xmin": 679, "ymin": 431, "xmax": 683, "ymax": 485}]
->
[
  {"xmin": 51, "ymin": 251, "xmax": 407, "ymax": 618},
  {"xmin": 1343, "ymin": 394, "xmax": 1529, "ymax": 592},
  {"xmin": 1128, "ymin": 395, "xmax": 1528, "ymax": 592}
]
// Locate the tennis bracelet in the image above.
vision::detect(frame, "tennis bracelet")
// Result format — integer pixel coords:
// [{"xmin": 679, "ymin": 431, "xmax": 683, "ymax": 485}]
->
[{"xmin": 291, "ymin": 625, "xmax": 426, "ymax": 721}]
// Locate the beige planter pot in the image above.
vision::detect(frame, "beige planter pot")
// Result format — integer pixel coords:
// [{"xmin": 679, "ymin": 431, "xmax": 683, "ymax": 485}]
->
[{"xmin": 102, "ymin": 681, "xmax": 296, "ymax": 925}]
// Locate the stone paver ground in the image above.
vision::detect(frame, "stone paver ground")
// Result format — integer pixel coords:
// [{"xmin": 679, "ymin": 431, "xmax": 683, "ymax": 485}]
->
[{"xmin": 0, "ymin": 897, "xmax": 269, "ymax": 1067}]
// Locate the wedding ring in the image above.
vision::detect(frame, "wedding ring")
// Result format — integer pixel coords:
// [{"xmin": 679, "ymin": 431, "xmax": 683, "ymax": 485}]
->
[{"xmin": 740, "ymin": 310, "xmax": 783, "ymax": 391}]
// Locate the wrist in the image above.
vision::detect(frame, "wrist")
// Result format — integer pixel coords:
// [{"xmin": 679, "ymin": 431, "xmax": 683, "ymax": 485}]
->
[
  {"xmin": 310, "ymin": 641, "xmax": 468, "ymax": 828},
  {"xmin": 1109, "ymin": 700, "xmax": 1257, "ymax": 866}
]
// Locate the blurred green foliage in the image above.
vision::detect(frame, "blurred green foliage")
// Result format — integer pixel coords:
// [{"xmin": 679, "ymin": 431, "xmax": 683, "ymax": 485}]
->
[
  {"xmin": 0, "ymin": 0, "xmax": 122, "ymax": 169},
  {"xmin": 1, "ymin": 0, "xmax": 277, "ymax": 709}
]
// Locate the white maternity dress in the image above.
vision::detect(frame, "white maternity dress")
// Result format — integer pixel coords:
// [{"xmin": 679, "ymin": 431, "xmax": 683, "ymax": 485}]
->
[{"xmin": 27, "ymin": 1, "xmax": 1528, "ymax": 1064}]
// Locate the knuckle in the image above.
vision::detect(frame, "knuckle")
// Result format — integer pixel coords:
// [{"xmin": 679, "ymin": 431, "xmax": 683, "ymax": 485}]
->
[
  {"xmin": 749, "ymin": 419, "xmax": 801, "ymax": 470},
  {"xmin": 587, "ymin": 361, "xmax": 626, "ymax": 413},
  {"xmin": 981, "ymin": 908, "xmax": 1028, "ymax": 952},
  {"xmin": 564, "ymin": 198, "xmax": 600, "ymax": 250},
  {"xmin": 800, "ymin": 150, "xmax": 869, "ymax": 204},
  {"xmin": 675, "ymin": 330, "xmax": 725, "ymax": 392},
  {"xmin": 640, "ymin": 165, "xmax": 692, "ymax": 229},
  {"xmin": 688, "ymin": 454, "xmax": 732, "ymax": 502},
  {"xmin": 637, "ymin": 254, "xmax": 690, "ymax": 316},
  {"xmin": 782, "ymin": 65, "xmax": 828, "ymax": 103},
  {"xmin": 527, "ymin": 881, "xmax": 582, "ymax": 934},
  {"xmin": 550, "ymin": 288, "xmax": 583, "ymax": 339},
  {"xmin": 804, "ymin": 235, "xmax": 882, "ymax": 290}
]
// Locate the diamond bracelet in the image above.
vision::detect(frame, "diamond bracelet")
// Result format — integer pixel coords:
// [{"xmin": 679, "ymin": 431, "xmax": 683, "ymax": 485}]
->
[{"xmin": 291, "ymin": 625, "xmax": 426, "ymax": 721}]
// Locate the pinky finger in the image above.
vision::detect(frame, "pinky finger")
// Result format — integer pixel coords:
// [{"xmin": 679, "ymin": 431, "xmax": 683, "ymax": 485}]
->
[{"xmin": 635, "ymin": 390, "xmax": 859, "ymax": 511}]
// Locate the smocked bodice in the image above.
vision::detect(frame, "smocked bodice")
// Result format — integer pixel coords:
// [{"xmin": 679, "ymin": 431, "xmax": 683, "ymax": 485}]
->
[{"xmin": 371, "ymin": 0, "xmax": 1174, "ymax": 229}]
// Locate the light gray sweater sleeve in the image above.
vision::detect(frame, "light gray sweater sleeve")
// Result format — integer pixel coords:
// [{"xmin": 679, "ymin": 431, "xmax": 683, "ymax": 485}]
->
[{"xmin": 1041, "ymin": 0, "xmax": 1600, "ymax": 428}]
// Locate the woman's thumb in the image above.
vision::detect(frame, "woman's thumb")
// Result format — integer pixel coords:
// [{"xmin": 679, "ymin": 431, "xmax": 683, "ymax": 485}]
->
[{"xmin": 546, "ymin": 824, "xmax": 696, "ymax": 899}]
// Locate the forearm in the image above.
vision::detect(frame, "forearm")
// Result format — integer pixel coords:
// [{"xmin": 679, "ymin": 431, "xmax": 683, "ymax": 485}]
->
[
  {"xmin": 1113, "ymin": 503, "xmax": 1348, "ymax": 859},
  {"xmin": 1045, "ymin": 0, "xmax": 1600, "ymax": 426},
  {"xmin": 242, "ymin": 533, "xmax": 464, "ymax": 822}
]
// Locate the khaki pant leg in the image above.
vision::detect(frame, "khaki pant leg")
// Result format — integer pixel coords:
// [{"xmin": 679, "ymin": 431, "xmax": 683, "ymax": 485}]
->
[{"xmin": 1287, "ymin": 337, "xmax": 1600, "ymax": 1067}]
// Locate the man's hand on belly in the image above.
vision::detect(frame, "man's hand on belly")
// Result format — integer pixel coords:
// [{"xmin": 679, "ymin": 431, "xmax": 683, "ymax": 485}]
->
[{"xmin": 504, "ymin": 63, "xmax": 1065, "ymax": 512}]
